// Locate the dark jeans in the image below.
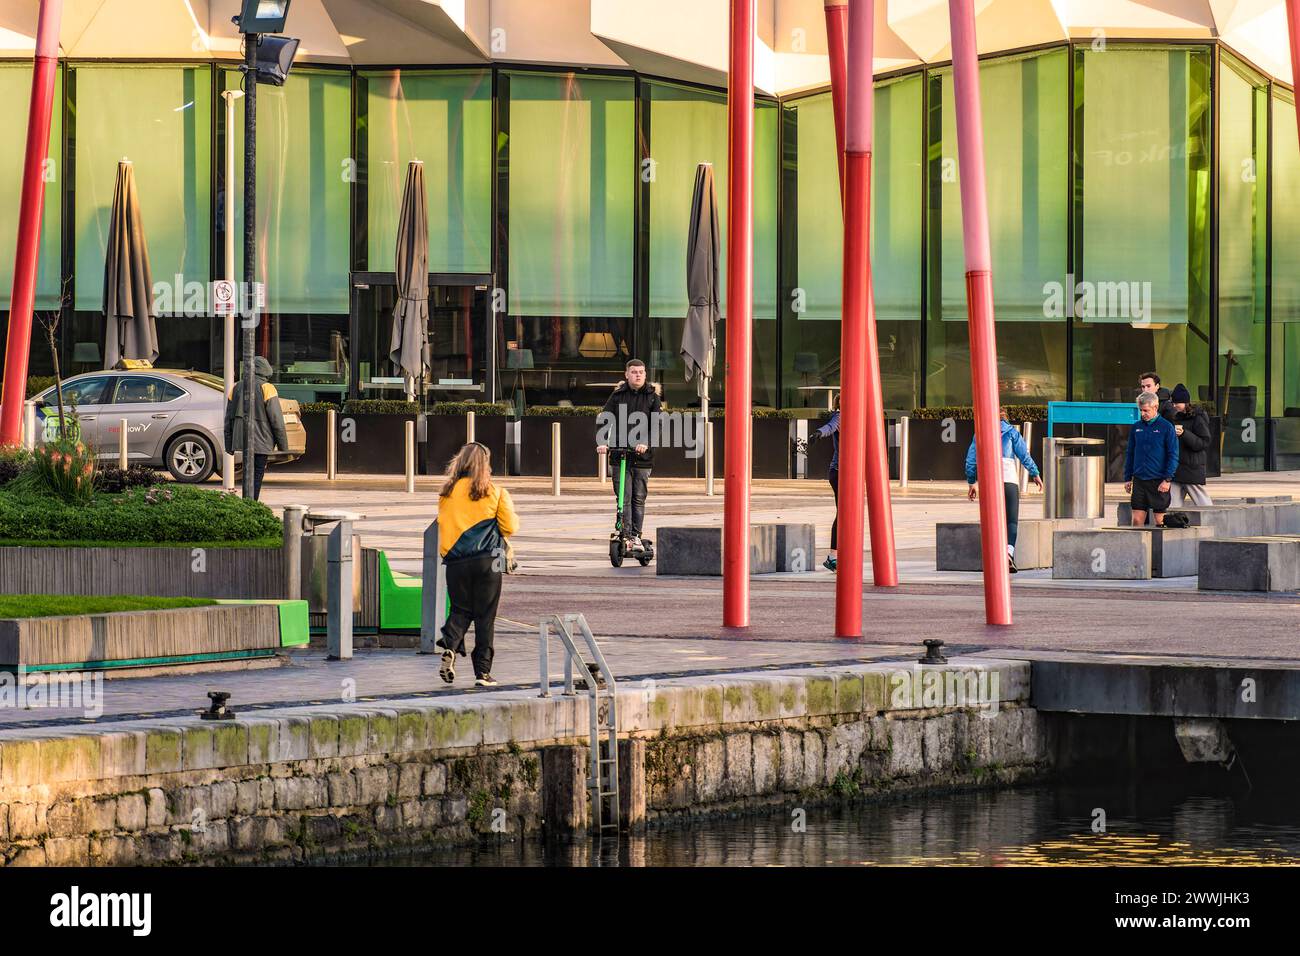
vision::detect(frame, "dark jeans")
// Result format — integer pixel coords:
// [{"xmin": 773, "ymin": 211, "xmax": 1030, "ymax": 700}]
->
[
  {"xmin": 829, "ymin": 468, "xmax": 839, "ymax": 550},
  {"xmin": 438, "ymin": 555, "xmax": 502, "ymax": 679},
  {"xmin": 252, "ymin": 454, "xmax": 269, "ymax": 501},
  {"xmin": 613, "ymin": 464, "xmax": 651, "ymax": 537},
  {"xmin": 1003, "ymin": 481, "xmax": 1020, "ymax": 551}
]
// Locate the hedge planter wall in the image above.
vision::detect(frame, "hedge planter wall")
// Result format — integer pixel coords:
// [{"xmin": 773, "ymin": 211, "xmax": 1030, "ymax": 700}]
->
[
  {"xmin": 279, "ymin": 412, "xmax": 329, "ymax": 473},
  {"xmin": 519, "ymin": 417, "xmax": 600, "ymax": 477},
  {"xmin": 709, "ymin": 419, "xmax": 794, "ymax": 479},
  {"xmin": 0, "ymin": 546, "xmax": 287, "ymax": 599},
  {"xmin": 424, "ymin": 415, "xmax": 507, "ymax": 476}
]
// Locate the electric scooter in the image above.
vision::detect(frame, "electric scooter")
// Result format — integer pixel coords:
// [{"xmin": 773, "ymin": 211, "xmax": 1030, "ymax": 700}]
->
[{"xmin": 608, "ymin": 448, "xmax": 654, "ymax": 568}]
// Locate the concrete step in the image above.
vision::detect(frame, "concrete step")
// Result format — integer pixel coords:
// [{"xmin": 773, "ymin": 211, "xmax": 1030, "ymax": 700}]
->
[
  {"xmin": 1053, "ymin": 526, "xmax": 1214, "ymax": 580},
  {"xmin": 656, "ymin": 524, "xmax": 815, "ymax": 576},
  {"xmin": 1117, "ymin": 501, "xmax": 1300, "ymax": 537}
]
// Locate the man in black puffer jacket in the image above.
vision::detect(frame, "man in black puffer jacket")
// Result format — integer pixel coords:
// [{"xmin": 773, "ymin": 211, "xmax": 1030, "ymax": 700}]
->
[
  {"xmin": 1169, "ymin": 382, "xmax": 1212, "ymax": 507},
  {"xmin": 596, "ymin": 359, "xmax": 661, "ymax": 551}
]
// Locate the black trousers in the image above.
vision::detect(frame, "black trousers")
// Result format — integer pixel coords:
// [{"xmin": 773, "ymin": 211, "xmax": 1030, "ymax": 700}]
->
[
  {"xmin": 1003, "ymin": 481, "xmax": 1020, "ymax": 551},
  {"xmin": 828, "ymin": 468, "xmax": 839, "ymax": 550},
  {"xmin": 439, "ymin": 555, "xmax": 502, "ymax": 678},
  {"xmin": 613, "ymin": 465, "xmax": 651, "ymax": 537},
  {"xmin": 252, "ymin": 454, "xmax": 270, "ymax": 501}
]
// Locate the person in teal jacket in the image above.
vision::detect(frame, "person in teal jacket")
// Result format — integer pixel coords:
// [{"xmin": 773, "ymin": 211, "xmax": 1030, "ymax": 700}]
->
[{"xmin": 965, "ymin": 409, "xmax": 1043, "ymax": 573}]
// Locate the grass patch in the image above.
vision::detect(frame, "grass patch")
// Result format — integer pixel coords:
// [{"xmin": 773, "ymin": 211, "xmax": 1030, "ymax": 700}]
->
[{"xmin": 0, "ymin": 595, "xmax": 217, "ymax": 619}]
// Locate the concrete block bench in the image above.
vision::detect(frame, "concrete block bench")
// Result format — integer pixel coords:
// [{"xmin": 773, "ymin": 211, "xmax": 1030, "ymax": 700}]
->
[
  {"xmin": 1117, "ymin": 503, "xmax": 1274, "ymax": 538},
  {"xmin": 657, "ymin": 524, "xmax": 800, "ymax": 576},
  {"xmin": 935, "ymin": 518, "xmax": 1095, "ymax": 571},
  {"xmin": 1198, "ymin": 536, "xmax": 1300, "ymax": 592},
  {"xmin": 755, "ymin": 523, "xmax": 816, "ymax": 572},
  {"xmin": 1053, "ymin": 526, "xmax": 1213, "ymax": 579}
]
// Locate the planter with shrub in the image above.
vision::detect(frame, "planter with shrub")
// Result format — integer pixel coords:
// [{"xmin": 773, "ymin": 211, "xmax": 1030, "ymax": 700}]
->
[
  {"xmin": 707, "ymin": 407, "xmax": 798, "ymax": 479},
  {"xmin": 424, "ymin": 402, "xmax": 511, "ymax": 476},
  {"xmin": 519, "ymin": 407, "xmax": 603, "ymax": 477}
]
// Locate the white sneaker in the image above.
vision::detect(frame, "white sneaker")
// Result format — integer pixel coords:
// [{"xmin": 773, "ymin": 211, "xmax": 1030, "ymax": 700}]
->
[{"xmin": 626, "ymin": 536, "xmax": 643, "ymax": 552}]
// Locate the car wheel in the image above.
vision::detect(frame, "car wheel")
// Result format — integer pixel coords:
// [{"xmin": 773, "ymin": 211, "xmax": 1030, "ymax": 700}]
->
[{"xmin": 166, "ymin": 433, "xmax": 216, "ymax": 483}]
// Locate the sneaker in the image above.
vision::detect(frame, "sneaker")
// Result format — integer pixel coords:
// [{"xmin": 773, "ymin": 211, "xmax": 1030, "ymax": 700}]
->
[
  {"xmin": 822, "ymin": 555, "xmax": 837, "ymax": 572},
  {"xmin": 1008, "ymin": 556, "xmax": 1018, "ymax": 575},
  {"xmin": 625, "ymin": 536, "xmax": 644, "ymax": 552},
  {"xmin": 475, "ymin": 674, "xmax": 499, "ymax": 687},
  {"xmin": 439, "ymin": 651, "xmax": 456, "ymax": 684}
]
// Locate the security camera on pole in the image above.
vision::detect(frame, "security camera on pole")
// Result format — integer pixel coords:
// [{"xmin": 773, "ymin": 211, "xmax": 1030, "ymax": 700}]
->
[{"xmin": 235, "ymin": 1, "xmax": 299, "ymax": 498}]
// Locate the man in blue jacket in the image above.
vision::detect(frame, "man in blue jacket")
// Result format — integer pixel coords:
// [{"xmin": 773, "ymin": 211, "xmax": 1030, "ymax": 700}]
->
[
  {"xmin": 965, "ymin": 409, "xmax": 1043, "ymax": 574},
  {"xmin": 1125, "ymin": 391, "xmax": 1180, "ymax": 526}
]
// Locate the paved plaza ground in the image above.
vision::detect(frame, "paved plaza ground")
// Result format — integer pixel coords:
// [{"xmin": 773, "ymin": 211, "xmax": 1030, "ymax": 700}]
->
[{"xmin": 4, "ymin": 470, "xmax": 1296, "ymax": 731}]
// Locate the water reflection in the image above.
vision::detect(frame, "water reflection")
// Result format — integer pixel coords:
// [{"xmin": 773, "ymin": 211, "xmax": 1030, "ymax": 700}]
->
[{"xmin": 365, "ymin": 786, "xmax": 1300, "ymax": 867}]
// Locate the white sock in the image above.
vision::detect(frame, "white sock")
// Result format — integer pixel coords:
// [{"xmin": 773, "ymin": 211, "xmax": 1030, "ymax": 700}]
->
[{"xmin": 1007, "ymin": 544, "xmax": 1015, "ymax": 558}]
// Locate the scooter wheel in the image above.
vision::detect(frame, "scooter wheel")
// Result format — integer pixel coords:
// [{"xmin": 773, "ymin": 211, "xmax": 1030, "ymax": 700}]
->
[
  {"xmin": 637, "ymin": 554, "xmax": 652, "ymax": 567},
  {"xmin": 609, "ymin": 538, "xmax": 625, "ymax": 568}
]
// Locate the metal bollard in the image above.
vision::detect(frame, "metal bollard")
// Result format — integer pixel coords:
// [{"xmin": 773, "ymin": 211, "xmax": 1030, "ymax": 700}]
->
[
  {"xmin": 419, "ymin": 518, "xmax": 448, "ymax": 654},
  {"xmin": 705, "ymin": 420, "xmax": 715, "ymax": 496},
  {"xmin": 537, "ymin": 617, "xmax": 551, "ymax": 697},
  {"xmin": 1042, "ymin": 436, "xmax": 1057, "ymax": 519},
  {"xmin": 794, "ymin": 419, "xmax": 808, "ymax": 479},
  {"xmin": 466, "ymin": 410, "xmax": 475, "ymax": 445},
  {"xmin": 598, "ymin": 447, "xmax": 607, "ymax": 484},
  {"xmin": 898, "ymin": 415, "xmax": 910, "ymax": 489},
  {"xmin": 119, "ymin": 418, "xmax": 129, "ymax": 469},
  {"xmin": 404, "ymin": 419, "xmax": 416, "ymax": 494},
  {"xmin": 23, "ymin": 400, "xmax": 36, "ymax": 451},
  {"xmin": 282, "ymin": 505, "xmax": 305, "ymax": 599},
  {"xmin": 326, "ymin": 408, "xmax": 338, "ymax": 480},
  {"xmin": 326, "ymin": 519, "xmax": 353, "ymax": 660},
  {"xmin": 551, "ymin": 421, "xmax": 561, "ymax": 496},
  {"xmin": 1019, "ymin": 422, "xmax": 1033, "ymax": 493}
]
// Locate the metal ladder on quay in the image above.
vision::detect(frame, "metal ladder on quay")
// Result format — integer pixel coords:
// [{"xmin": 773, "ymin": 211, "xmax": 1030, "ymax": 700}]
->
[{"xmin": 538, "ymin": 613, "xmax": 620, "ymax": 834}]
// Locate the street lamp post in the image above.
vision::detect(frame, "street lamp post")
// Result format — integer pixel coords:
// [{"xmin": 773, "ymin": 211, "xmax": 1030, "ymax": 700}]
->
[{"xmin": 235, "ymin": 0, "xmax": 297, "ymax": 499}]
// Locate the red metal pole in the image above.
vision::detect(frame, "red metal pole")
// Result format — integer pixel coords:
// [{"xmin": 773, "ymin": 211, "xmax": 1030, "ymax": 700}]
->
[
  {"xmin": 949, "ymin": 0, "xmax": 1011, "ymax": 625},
  {"xmin": 0, "ymin": 0, "xmax": 62, "ymax": 447},
  {"xmin": 824, "ymin": 1, "xmax": 848, "ymax": 197},
  {"xmin": 1286, "ymin": 2, "xmax": 1300, "ymax": 153},
  {"xmin": 722, "ymin": 0, "xmax": 755, "ymax": 628}
]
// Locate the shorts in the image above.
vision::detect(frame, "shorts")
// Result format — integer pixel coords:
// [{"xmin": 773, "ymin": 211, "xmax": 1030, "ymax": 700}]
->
[{"xmin": 1130, "ymin": 476, "xmax": 1170, "ymax": 514}]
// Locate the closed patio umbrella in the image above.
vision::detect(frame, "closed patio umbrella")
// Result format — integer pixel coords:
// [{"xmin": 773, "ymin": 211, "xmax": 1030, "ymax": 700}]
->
[
  {"xmin": 681, "ymin": 163, "xmax": 720, "ymax": 415},
  {"xmin": 388, "ymin": 161, "xmax": 429, "ymax": 401},
  {"xmin": 103, "ymin": 161, "xmax": 158, "ymax": 368}
]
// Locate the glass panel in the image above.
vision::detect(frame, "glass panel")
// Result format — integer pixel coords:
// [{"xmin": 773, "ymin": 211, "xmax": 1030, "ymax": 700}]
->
[
  {"xmin": 42, "ymin": 376, "xmax": 110, "ymax": 407},
  {"xmin": 780, "ymin": 74, "xmax": 923, "ymax": 411},
  {"xmin": 504, "ymin": 72, "xmax": 634, "ymax": 407},
  {"xmin": 1271, "ymin": 90, "xmax": 1300, "ymax": 468},
  {"xmin": 225, "ymin": 69, "xmax": 351, "ymax": 314},
  {"xmin": 73, "ymin": 65, "xmax": 211, "ymax": 313},
  {"xmin": 645, "ymin": 81, "xmax": 779, "ymax": 407},
  {"xmin": 0, "ymin": 64, "xmax": 62, "ymax": 311},
  {"xmin": 927, "ymin": 50, "xmax": 1069, "ymax": 407},
  {"xmin": 362, "ymin": 70, "xmax": 492, "ymax": 274},
  {"xmin": 1072, "ymin": 47, "xmax": 1212, "ymax": 404},
  {"xmin": 1217, "ymin": 55, "xmax": 1267, "ymax": 472},
  {"xmin": 112, "ymin": 376, "xmax": 182, "ymax": 404}
]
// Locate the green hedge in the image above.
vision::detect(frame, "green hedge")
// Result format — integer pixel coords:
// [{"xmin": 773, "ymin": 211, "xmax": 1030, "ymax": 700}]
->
[
  {"xmin": 429, "ymin": 402, "xmax": 512, "ymax": 416},
  {"xmin": 523, "ymin": 405, "xmax": 604, "ymax": 417},
  {"xmin": 909, "ymin": 404, "xmax": 1048, "ymax": 422},
  {"xmin": 707, "ymin": 406, "xmax": 800, "ymax": 420},
  {"xmin": 26, "ymin": 376, "xmax": 57, "ymax": 398},
  {"xmin": 299, "ymin": 401, "xmax": 340, "ymax": 414},
  {"xmin": 340, "ymin": 399, "xmax": 419, "ymax": 415},
  {"xmin": 0, "ymin": 484, "xmax": 283, "ymax": 545}
]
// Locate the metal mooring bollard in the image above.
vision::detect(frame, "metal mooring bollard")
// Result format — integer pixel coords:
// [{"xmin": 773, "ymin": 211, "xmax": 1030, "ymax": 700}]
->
[
  {"xmin": 919, "ymin": 639, "xmax": 947, "ymax": 664},
  {"xmin": 200, "ymin": 691, "xmax": 235, "ymax": 720},
  {"xmin": 327, "ymin": 519, "xmax": 353, "ymax": 660}
]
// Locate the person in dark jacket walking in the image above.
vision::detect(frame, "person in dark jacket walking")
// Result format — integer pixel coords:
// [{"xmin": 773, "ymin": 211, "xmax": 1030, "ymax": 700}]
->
[
  {"xmin": 1125, "ymin": 391, "xmax": 1180, "ymax": 526},
  {"xmin": 1139, "ymin": 371, "xmax": 1175, "ymax": 421},
  {"xmin": 807, "ymin": 396, "xmax": 840, "ymax": 571},
  {"xmin": 1169, "ymin": 382, "xmax": 1213, "ymax": 506},
  {"xmin": 223, "ymin": 355, "xmax": 288, "ymax": 501},
  {"xmin": 596, "ymin": 359, "xmax": 661, "ymax": 552}
]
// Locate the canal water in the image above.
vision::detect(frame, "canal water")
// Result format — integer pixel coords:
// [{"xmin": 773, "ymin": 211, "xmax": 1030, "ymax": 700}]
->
[{"xmin": 367, "ymin": 784, "xmax": 1300, "ymax": 866}]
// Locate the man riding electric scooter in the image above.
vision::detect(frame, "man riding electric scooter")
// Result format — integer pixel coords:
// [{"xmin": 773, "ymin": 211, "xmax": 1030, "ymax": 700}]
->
[{"xmin": 597, "ymin": 358, "xmax": 659, "ymax": 567}]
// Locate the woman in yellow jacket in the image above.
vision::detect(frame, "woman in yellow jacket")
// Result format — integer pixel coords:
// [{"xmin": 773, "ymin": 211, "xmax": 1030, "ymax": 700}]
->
[{"xmin": 435, "ymin": 442, "xmax": 519, "ymax": 686}]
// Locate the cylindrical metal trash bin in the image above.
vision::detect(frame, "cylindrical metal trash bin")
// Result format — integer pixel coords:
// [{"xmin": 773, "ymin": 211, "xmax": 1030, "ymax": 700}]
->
[{"xmin": 1048, "ymin": 437, "xmax": 1104, "ymax": 519}]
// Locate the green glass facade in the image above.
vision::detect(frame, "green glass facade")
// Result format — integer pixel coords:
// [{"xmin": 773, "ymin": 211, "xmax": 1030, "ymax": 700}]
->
[{"xmin": 1, "ymin": 46, "xmax": 1299, "ymax": 468}]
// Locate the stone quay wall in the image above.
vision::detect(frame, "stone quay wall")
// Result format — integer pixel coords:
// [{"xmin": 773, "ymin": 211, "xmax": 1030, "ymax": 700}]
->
[{"xmin": 0, "ymin": 659, "xmax": 1053, "ymax": 865}]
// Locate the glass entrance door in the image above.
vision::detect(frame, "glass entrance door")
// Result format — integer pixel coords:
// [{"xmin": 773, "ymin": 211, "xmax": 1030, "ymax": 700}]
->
[{"xmin": 351, "ymin": 274, "xmax": 494, "ymax": 406}]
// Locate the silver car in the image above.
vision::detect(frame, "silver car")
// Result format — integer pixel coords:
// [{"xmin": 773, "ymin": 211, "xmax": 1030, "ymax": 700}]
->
[{"xmin": 34, "ymin": 369, "xmax": 305, "ymax": 483}]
